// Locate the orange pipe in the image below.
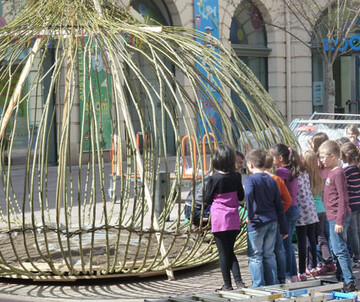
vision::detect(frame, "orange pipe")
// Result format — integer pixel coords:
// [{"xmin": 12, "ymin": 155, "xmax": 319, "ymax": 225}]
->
[
  {"xmin": 202, "ymin": 133, "xmax": 216, "ymax": 174},
  {"xmin": 111, "ymin": 138, "xmax": 114, "ymax": 175}
]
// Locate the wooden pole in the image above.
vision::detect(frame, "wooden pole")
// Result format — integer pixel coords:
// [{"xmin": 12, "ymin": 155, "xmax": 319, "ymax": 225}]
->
[
  {"xmin": 56, "ymin": 34, "xmax": 73, "ymax": 224},
  {"xmin": 0, "ymin": 38, "xmax": 42, "ymax": 140}
]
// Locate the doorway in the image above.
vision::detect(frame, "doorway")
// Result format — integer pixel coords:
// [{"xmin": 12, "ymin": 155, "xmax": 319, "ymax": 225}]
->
[{"xmin": 333, "ymin": 55, "xmax": 360, "ymax": 114}]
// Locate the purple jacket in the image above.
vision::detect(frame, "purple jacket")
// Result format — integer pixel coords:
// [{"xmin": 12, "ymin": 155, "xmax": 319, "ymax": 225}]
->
[
  {"xmin": 275, "ymin": 167, "xmax": 298, "ymax": 206},
  {"xmin": 204, "ymin": 172, "xmax": 244, "ymax": 233}
]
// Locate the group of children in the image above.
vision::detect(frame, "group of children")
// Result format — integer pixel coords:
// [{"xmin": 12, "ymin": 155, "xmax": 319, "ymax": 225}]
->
[{"xmin": 187, "ymin": 124, "xmax": 360, "ymax": 292}]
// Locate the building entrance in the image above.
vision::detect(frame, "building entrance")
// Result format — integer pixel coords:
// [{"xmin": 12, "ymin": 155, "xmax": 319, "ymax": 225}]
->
[{"xmin": 333, "ymin": 54, "xmax": 360, "ymax": 114}]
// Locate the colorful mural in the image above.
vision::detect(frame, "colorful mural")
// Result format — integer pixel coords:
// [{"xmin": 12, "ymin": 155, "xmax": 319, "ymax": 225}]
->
[
  {"xmin": 194, "ymin": 0, "xmax": 222, "ymax": 137},
  {"xmin": 78, "ymin": 38, "xmax": 113, "ymax": 151}
]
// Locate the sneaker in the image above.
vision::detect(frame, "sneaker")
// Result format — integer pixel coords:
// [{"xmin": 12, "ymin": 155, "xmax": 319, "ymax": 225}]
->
[
  {"xmin": 298, "ymin": 273, "xmax": 307, "ymax": 282},
  {"xmin": 291, "ymin": 275, "xmax": 298, "ymax": 283},
  {"xmin": 343, "ymin": 282, "xmax": 358, "ymax": 292},
  {"xmin": 315, "ymin": 265, "xmax": 328, "ymax": 276},
  {"xmin": 285, "ymin": 278, "xmax": 292, "ymax": 284},
  {"xmin": 325, "ymin": 263, "xmax": 336, "ymax": 274},
  {"xmin": 307, "ymin": 268, "xmax": 319, "ymax": 276},
  {"xmin": 352, "ymin": 260, "xmax": 360, "ymax": 268},
  {"xmin": 236, "ymin": 282, "xmax": 247, "ymax": 289},
  {"xmin": 216, "ymin": 285, "xmax": 233, "ymax": 292}
]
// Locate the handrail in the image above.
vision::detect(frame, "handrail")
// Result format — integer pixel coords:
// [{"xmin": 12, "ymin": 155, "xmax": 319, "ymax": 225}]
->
[
  {"xmin": 181, "ymin": 135, "xmax": 197, "ymax": 179},
  {"xmin": 202, "ymin": 133, "xmax": 216, "ymax": 174},
  {"xmin": 111, "ymin": 135, "xmax": 122, "ymax": 176}
]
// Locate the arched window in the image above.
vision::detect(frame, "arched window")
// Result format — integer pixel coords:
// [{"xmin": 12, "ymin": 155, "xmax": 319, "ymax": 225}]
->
[
  {"xmin": 130, "ymin": 0, "xmax": 175, "ymax": 154},
  {"xmin": 230, "ymin": 0, "xmax": 270, "ymax": 132},
  {"xmin": 230, "ymin": 0, "xmax": 269, "ymax": 88},
  {"xmin": 131, "ymin": 0, "xmax": 172, "ymax": 25}
]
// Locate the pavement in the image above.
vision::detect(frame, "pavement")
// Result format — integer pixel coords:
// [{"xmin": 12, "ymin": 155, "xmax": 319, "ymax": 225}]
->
[
  {"xmin": 0, "ymin": 155, "xmax": 358, "ymax": 301},
  {"xmin": 0, "ymin": 252, "xmax": 359, "ymax": 302}
]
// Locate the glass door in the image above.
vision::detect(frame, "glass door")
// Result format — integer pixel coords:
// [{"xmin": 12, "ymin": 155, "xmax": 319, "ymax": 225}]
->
[
  {"xmin": 333, "ymin": 55, "xmax": 360, "ymax": 114},
  {"xmin": 355, "ymin": 55, "xmax": 360, "ymax": 113}
]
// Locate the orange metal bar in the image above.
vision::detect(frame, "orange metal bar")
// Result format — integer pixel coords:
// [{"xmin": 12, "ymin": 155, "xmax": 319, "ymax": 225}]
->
[
  {"xmin": 136, "ymin": 133, "xmax": 140, "ymax": 150},
  {"xmin": 202, "ymin": 133, "xmax": 216, "ymax": 174},
  {"xmin": 181, "ymin": 135, "xmax": 197, "ymax": 179},
  {"xmin": 111, "ymin": 138, "xmax": 114, "ymax": 175}
]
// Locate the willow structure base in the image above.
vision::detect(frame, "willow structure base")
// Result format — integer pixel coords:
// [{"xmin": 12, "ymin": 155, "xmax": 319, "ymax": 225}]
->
[{"xmin": 0, "ymin": 0, "xmax": 296, "ymax": 281}]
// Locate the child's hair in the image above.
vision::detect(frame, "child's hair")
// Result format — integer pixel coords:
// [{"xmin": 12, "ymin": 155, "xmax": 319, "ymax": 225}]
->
[
  {"xmin": 318, "ymin": 140, "xmax": 340, "ymax": 158},
  {"xmin": 246, "ymin": 149, "xmax": 267, "ymax": 169},
  {"xmin": 236, "ymin": 151, "xmax": 244, "ymax": 159},
  {"xmin": 308, "ymin": 132, "xmax": 329, "ymax": 153},
  {"xmin": 269, "ymin": 143, "xmax": 300, "ymax": 180},
  {"xmin": 212, "ymin": 144, "xmax": 236, "ymax": 173},
  {"xmin": 340, "ymin": 142, "xmax": 360, "ymax": 169},
  {"xmin": 346, "ymin": 124, "xmax": 360, "ymax": 137},
  {"xmin": 264, "ymin": 153, "xmax": 274, "ymax": 169},
  {"xmin": 337, "ymin": 137, "xmax": 351, "ymax": 146},
  {"xmin": 303, "ymin": 151, "xmax": 323, "ymax": 196}
]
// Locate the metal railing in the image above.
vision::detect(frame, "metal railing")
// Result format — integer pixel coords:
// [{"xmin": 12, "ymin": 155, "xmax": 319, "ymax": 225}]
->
[{"xmin": 289, "ymin": 112, "xmax": 360, "ymax": 151}]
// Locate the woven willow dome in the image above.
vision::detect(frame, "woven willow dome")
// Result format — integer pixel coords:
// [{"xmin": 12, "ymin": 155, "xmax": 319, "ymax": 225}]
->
[{"xmin": 0, "ymin": 0, "xmax": 297, "ymax": 280}]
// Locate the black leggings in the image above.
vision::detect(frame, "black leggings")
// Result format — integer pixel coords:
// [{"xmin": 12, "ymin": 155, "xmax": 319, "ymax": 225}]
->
[
  {"xmin": 213, "ymin": 230, "xmax": 242, "ymax": 288},
  {"xmin": 296, "ymin": 223, "xmax": 317, "ymax": 274}
]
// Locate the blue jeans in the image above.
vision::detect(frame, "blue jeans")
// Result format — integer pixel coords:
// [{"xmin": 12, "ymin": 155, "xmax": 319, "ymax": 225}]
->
[
  {"xmin": 283, "ymin": 205, "xmax": 299, "ymax": 278},
  {"xmin": 274, "ymin": 226, "xmax": 286, "ymax": 283},
  {"xmin": 328, "ymin": 215, "xmax": 355, "ymax": 284},
  {"xmin": 247, "ymin": 222, "xmax": 277, "ymax": 288},
  {"xmin": 348, "ymin": 210, "xmax": 360, "ymax": 261}
]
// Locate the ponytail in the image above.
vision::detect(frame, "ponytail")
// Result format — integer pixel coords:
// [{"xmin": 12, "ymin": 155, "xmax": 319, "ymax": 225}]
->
[
  {"xmin": 270, "ymin": 143, "xmax": 300, "ymax": 180},
  {"xmin": 288, "ymin": 147, "xmax": 301, "ymax": 180},
  {"xmin": 340, "ymin": 142, "xmax": 360, "ymax": 170}
]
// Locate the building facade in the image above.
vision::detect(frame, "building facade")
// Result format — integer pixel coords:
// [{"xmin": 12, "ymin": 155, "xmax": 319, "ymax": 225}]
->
[{"xmin": 0, "ymin": 0, "xmax": 359, "ymax": 162}]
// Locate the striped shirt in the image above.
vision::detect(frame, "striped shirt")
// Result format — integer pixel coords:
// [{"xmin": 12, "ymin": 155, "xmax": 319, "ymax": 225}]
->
[{"xmin": 343, "ymin": 165, "xmax": 360, "ymax": 212}]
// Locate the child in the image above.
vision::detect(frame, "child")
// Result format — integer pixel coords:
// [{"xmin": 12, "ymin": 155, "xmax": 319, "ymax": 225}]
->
[
  {"xmin": 318, "ymin": 140, "xmax": 357, "ymax": 292},
  {"xmin": 245, "ymin": 149, "xmax": 288, "ymax": 288},
  {"xmin": 337, "ymin": 137, "xmax": 351, "ymax": 146},
  {"xmin": 295, "ymin": 152, "xmax": 319, "ymax": 281},
  {"xmin": 184, "ymin": 171, "xmax": 212, "ymax": 227},
  {"xmin": 308, "ymin": 133, "xmax": 335, "ymax": 274},
  {"xmin": 236, "ymin": 151, "xmax": 245, "ymax": 174},
  {"xmin": 185, "ymin": 151, "xmax": 245, "ymax": 226},
  {"xmin": 345, "ymin": 124, "xmax": 360, "ymax": 148},
  {"xmin": 264, "ymin": 153, "xmax": 291, "ymax": 284},
  {"xmin": 269, "ymin": 143, "xmax": 300, "ymax": 283},
  {"xmin": 304, "ymin": 151, "xmax": 334, "ymax": 275},
  {"xmin": 204, "ymin": 144, "xmax": 245, "ymax": 291},
  {"xmin": 308, "ymin": 132, "xmax": 329, "ymax": 154},
  {"xmin": 341, "ymin": 142, "xmax": 360, "ymax": 268}
]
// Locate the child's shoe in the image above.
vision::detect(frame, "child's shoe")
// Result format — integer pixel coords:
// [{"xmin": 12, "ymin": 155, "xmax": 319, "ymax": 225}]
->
[
  {"xmin": 307, "ymin": 268, "xmax": 319, "ymax": 276},
  {"xmin": 352, "ymin": 260, "xmax": 360, "ymax": 268},
  {"xmin": 236, "ymin": 281, "xmax": 247, "ymax": 289},
  {"xmin": 343, "ymin": 282, "xmax": 358, "ymax": 292},
  {"xmin": 291, "ymin": 275, "xmax": 298, "ymax": 283},
  {"xmin": 216, "ymin": 285, "xmax": 233, "ymax": 292},
  {"xmin": 297, "ymin": 273, "xmax": 307, "ymax": 282},
  {"xmin": 315, "ymin": 265, "xmax": 328, "ymax": 276},
  {"xmin": 324, "ymin": 263, "xmax": 336, "ymax": 274}
]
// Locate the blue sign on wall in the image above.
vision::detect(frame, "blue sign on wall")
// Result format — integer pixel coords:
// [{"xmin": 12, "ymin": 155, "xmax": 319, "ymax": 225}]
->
[
  {"xmin": 194, "ymin": 0, "xmax": 222, "ymax": 137},
  {"xmin": 323, "ymin": 34, "xmax": 360, "ymax": 52}
]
